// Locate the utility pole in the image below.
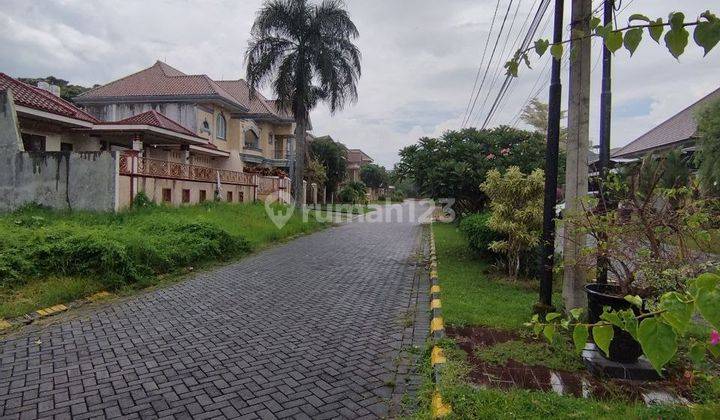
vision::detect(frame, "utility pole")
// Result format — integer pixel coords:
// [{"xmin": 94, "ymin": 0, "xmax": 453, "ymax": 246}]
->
[
  {"xmin": 596, "ymin": 0, "xmax": 614, "ymax": 284},
  {"xmin": 538, "ymin": 0, "xmax": 564, "ymax": 311},
  {"xmin": 562, "ymin": 0, "xmax": 592, "ymax": 310}
]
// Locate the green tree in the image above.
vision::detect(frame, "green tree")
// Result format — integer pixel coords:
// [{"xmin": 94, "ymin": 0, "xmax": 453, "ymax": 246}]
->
[
  {"xmin": 304, "ymin": 158, "xmax": 327, "ymax": 187},
  {"xmin": 396, "ymin": 126, "xmax": 563, "ymax": 213},
  {"xmin": 360, "ymin": 163, "xmax": 388, "ymax": 189},
  {"xmin": 695, "ymin": 98, "xmax": 720, "ymax": 195},
  {"xmin": 246, "ymin": 0, "xmax": 361, "ymax": 206},
  {"xmin": 18, "ymin": 76, "xmax": 94, "ymax": 102},
  {"xmin": 309, "ymin": 136, "xmax": 348, "ymax": 196},
  {"xmin": 481, "ymin": 167, "xmax": 545, "ymax": 279},
  {"xmin": 520, "ymin": 97, "xmax": 568, "ymax": 146}
]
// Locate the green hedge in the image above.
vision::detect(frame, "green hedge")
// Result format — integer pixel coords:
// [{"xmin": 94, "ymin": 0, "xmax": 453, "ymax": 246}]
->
[{"xmin": 458, "ymin": 212, "xmax": 501, "ymax": 257}]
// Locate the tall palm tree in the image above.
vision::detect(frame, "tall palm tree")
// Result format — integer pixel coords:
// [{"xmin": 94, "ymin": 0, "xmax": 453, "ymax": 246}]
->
[{"xmin": 246, "ymin": 0, "xmax": 361, "ymax": 205}]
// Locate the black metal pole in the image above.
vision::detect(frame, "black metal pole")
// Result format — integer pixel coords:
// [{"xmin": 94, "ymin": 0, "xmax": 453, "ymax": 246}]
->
[
  {"xmin": 538, "ymin": 0, "xmax": 564, "ymax": 309},
  {"xmin": 596, "ymin": 0, "xmax": 613, "ymax": 284}
]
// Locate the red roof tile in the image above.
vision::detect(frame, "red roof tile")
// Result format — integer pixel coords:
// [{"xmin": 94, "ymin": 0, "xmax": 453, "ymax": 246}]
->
[
  {"xmin": 76, "ymin": 61, "xmax": 243, "ymax": 110},
  {"xmin": 214, "ymin": 79, "xmax": 293, "ymax": 121},
  {"xmin": 109, "ymin": 110, "xmax": 199, "ymax": 137},
  {"xmin": 613, "ymin": 87, "xmax": 720, "ymax": 158},
  {"xmin": 0, "ymin": 73, "xmax": 99, "ymax": 123}
]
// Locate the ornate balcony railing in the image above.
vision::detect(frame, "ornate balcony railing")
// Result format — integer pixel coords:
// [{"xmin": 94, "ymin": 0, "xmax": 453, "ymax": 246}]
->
[{"xmin": 119, "ymin": 153, "xmax": 256, "ymax": 186}]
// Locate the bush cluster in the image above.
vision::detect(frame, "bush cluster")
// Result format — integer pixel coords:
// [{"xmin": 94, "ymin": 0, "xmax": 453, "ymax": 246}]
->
[
  {"xmin": 0, "ymin": 207, "xmax": 255, "ymax": 291},
  {"xmin": 459, "ymin": 213, "xmax": 501, "ymax": 257},
  {"xmin": 338, "ymin": 181, "xmax": 368, "ymax": 204}
]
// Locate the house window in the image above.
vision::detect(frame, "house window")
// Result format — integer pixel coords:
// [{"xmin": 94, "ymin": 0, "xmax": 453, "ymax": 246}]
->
[
  {"xmin": 162, "ymin": 188, "xmax": 172, "ymax": 203},
  {"xmin": 60, "ymin": 142, "xmax": 73, "ymax": 152},
  {"xmin": 216, "ymin": 114, "xmax": 227, "ymax": 140},
  {"xmin": 199, "ymin": 190, "xmax": 207, "ymax": 202},
  {"xmin": 182, "ymin": 189, "xmax": 190, "ymax": 203},
  {"xmin": 244, "ymin": 129, "xmax": 260, "ymax": 149},
  {"xmin": 21, "ymin": 134, "xmax": 46, "ymax": 152}
]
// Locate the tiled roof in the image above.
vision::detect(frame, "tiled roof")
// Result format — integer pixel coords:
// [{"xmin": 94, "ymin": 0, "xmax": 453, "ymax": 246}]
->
[
  {"xmin": 0, "ymin": 73, "xmax": 99, "ymax": 123},
  {"xmin": 75, "ymin": 61, "xmax": 244, "ymax": 110},
  {"xmin": 214, "ymin": 79, "xmax": 293, "ymax": 121},
  {"xmin": 613, "ymin": 87, "xmax": 720, "ymax": 158},
  {"xmin": 109, "ymin": 110, "xmax": 199, "ymax": 137},
  {"xmin": 347, "ymin": 149, "xmax": 373, "ymax": 164}
]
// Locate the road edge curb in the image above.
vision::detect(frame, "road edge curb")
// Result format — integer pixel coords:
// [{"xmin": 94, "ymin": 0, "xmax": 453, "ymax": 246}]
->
[{"xmin": 428, "ymin": 222, "xmax": 451, "ymax": 418}]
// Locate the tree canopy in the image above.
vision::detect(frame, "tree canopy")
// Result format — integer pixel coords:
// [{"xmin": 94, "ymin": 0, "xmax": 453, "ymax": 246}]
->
[
  {"xmin": 360, "ymin": 163, "xmax": 388, "ymax": 189},
  {"xmin": 519, "ymin": 98, "xmax": 567, "ymax": 145},
  {"xmin": 695, "ymin": 97, "xmax": 720, "ymax": 195},
  {"xmin": 245, "ymin": 0, "xmax": 361, "ymax": 204},
  {"xmin": 395, "ymin": 126, "xmax": 564, "ymax": 214},
  {"xmin": 309, "ymin": 136, "xmax": 347, "ymax": 194},
  {"xmin": 18, "ymin": 76, "xmax": 95, "ymax": 102}
]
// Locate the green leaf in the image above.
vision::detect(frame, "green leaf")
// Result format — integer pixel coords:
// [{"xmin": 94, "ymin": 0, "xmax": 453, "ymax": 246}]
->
[
  {"xmin": 668, "ymin": 12, "xmax": 685, "ymax": 31},
  {"xmin": 624, "ymin": 294, "xmax": 643, "ymax": 307},
  {"xmin": 533, "ymin": 322, "xmax": 544, "ymax": 335},
  {"xmin": 694, "ymin": 20, "xmax": 720, "ymax": 56},
  {"xmin": 504, "ymin": 59, "xmax": 519, "ymax": 77},
  {"xmin": 573, "ymin": 325, "xmax": 589, "ymax": 354},
  {"xmin": 659, "ymin": 292, "xmax": 694, "ymax": 334},
  {"xmin": 550, "ymin": 43, "xmax": 563, "ymax": 60},
  {"xmin": 605, "ymin": 30, "xmax": 623, "ymax": 53},
  {"xmin": 590, "ymin": 16, "xmax": 601, "ymax": 31},
  {"xmin": 600, "ymin": 311, "xmax": 622, "ymax": 328},
  {"xmin": 688, "ymin": 341, "xmax": 706, "ymax": 365},
  {"xmin": 648, "ymin": 18, "xmax": 664, "ymax": 43},
  {"xmin": 569, "ymin": 307, "xmax": 584, "ymax": 320},
  {"xmin": 545, "ymin": 312, "xmax": 561, "ymax": 322},
  {"xmin": 623, "ymin": 28, "xmax": 643, "ymax": 56},
  {"xmin": 695, "ymin": 279, "xmax": 720, "ymax": 330},
  {"xmin": 534, "ymin": 39, "xmax": 550, "ymax": 57},
  {"xmin": 619, "ymin": 311, "xmax": 639, "ymax": 340},
  {"xmin": 543, "ymin": 324, "xmax": 556, "ymax": 343},
  {"xmin": 665, "ymin": 26, "xmax": 690, "ymax": 59},
  {"xmin": 595, "ymin": 22, "xmax": 611, "ymax": 39},
  {"xmin": 638, "ymin": 318, "xmax": 677, "ymax": 373},
  {"xmin": 592, "ymin": 324, "xmax": 614, "ymax": 358},
  {"xmin": 629, "ymin": 14, "xmax": 650, "ymax": 23}
]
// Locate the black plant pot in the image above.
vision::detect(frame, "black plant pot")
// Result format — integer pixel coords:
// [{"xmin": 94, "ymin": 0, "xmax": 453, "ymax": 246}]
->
[{"xmin": 585, "ymin": 283, "xmax": 644, "ymax": 363}]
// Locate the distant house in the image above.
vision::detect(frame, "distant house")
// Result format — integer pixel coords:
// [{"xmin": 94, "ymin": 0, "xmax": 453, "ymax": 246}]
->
[
  {"xmin": 612, "ymin": 86, "xmax": 720, "ymax": 159},
  {"xmin": 0, "ymin": 68, "xmax": 291, "ymax": 211},
  {"xmin": 346, "ymin": 149, "xmax": 373, "ymax": 183}
]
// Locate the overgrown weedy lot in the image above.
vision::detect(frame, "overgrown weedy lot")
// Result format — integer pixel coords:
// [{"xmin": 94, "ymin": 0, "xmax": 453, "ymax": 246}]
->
[{"xmin": 0, "ymin": 202, "xmax": 325, "ymax": 319}]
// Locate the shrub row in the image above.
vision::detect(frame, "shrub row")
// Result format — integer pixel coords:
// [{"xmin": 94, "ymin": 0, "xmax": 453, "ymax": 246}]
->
[{"xmin": 0, "ymin": 218, "xmax": 250, "ymax": 290}]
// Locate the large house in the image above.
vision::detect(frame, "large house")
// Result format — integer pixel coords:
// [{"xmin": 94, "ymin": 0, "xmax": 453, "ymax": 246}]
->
[
  {"xmin": 612, "ymin": 86, "xmax": 720, "ymax": 159},
  {"xmin": 0, "ymin": 64, "xmax": 294, "ymax": 211},
  {"xmin": 346, "ymin": 148, "xmax": 373, "ymax": 183}
]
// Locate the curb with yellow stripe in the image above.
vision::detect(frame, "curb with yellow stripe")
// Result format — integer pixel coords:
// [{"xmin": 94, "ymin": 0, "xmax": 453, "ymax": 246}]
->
[
  {"xmin": 428, "ymin": 223, "xmax": 452, "ymax": 418},
  {"xmin": 0, "ymin": 291, "xmax": 113, "ymax": 333}
]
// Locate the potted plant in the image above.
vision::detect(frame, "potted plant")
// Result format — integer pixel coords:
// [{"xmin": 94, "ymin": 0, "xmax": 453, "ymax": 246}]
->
[{"xmin": 564, "ymin": 152, "xmax": 713, "ymax": 363}]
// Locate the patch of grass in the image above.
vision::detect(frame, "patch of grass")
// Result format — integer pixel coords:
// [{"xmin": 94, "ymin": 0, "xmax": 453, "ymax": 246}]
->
[
  {"xmin": 433, "ymin": 222, "xmax": 558, "ymax": 330},
  {"xmin": 475, "ymin": 339, "xmax": 584, "ymax": 372},
  {"xmin": 411, "ymin": 339, "xmax": 690, "ymax": 420},
  {"xmin": 0, "ymin": 276, "xmax": 104, "ymax": 319},
  {"xmin": 309, "ymin": 203, "xmax": 374, "ymax": 214},
  {"xmin": 0, "ymin": 202, "xmax": 325, "ymax": 319}
]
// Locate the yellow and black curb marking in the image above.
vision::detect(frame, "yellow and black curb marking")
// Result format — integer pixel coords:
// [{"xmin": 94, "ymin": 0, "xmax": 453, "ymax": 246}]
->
[
  {"xmin": 0, "ymin": 291, "xmax": 113, "ymax": 333},
  {"xmin": 428, "ymin": 223, "xmax": 452, "ymax": 418}
]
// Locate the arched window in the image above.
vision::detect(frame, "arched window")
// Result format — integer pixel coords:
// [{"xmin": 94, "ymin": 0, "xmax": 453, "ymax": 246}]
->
[
  {"xmin": 244, "ymin": 129, "xmax": 260, "ymax": 149},
  {"xmin": 216, "ymin": 114, "xmax": 227, "ymax": 140}
]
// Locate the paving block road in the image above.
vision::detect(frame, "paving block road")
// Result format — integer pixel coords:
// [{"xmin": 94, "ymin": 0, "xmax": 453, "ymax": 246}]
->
[{"xmin": 0, "ymin": 201, "xmax": 432, "ymax": 419}]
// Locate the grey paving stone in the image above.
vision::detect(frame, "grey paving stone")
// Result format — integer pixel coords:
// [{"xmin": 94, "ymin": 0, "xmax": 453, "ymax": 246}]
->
[{"xmin": 0, "ymin": 202, "xmax": 431, "ymax": 419}]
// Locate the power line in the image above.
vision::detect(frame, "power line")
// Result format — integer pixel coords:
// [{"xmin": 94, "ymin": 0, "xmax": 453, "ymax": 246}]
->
[
  {"xmin": 481, "ymin": 0, "xmax": 552, "ymax": 129},
  {"xmin": 460, "ymin": 0, "xmax": 502, "ymax": 127},
  {"xmin": 462, "ymin": 0, "xmax": 515, "ymax": 128},
  {"xmin": 469, "ymin": 0, "xmax": 524, "ymax": 128}
]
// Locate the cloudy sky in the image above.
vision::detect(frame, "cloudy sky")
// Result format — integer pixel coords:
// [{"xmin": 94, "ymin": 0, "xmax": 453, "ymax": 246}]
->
[{"xmin": 1, "ymin": 0, "xmax": 718, "ymax": 167}]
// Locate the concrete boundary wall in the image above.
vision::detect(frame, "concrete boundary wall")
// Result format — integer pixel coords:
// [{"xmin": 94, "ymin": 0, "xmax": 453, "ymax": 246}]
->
[{"xmin": 0, "ymin": 90, "xmax": 118, "ymax": 212}]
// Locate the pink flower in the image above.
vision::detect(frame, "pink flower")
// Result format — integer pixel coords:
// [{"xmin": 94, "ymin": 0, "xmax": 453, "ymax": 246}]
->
[
  {"xmin": 711, "ymin": 330, "xmax": 720, "ymax": 346},
  {"xmin": 486, "ymin": 153, "xmax": 495, "ymax": 160},
  {"xmin": 500, "ymin": 148, "xmax": 510, "ymax": 156}
]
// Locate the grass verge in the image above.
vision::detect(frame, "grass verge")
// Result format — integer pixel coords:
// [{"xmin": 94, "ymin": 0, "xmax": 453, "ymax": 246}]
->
[
  {"xmin": 0, "ymin": 202, "xmax": 326, "ymax": 319},
  {"xmin": 424, "ymin": 222, "xmax": 695, "ymax": 419}
]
